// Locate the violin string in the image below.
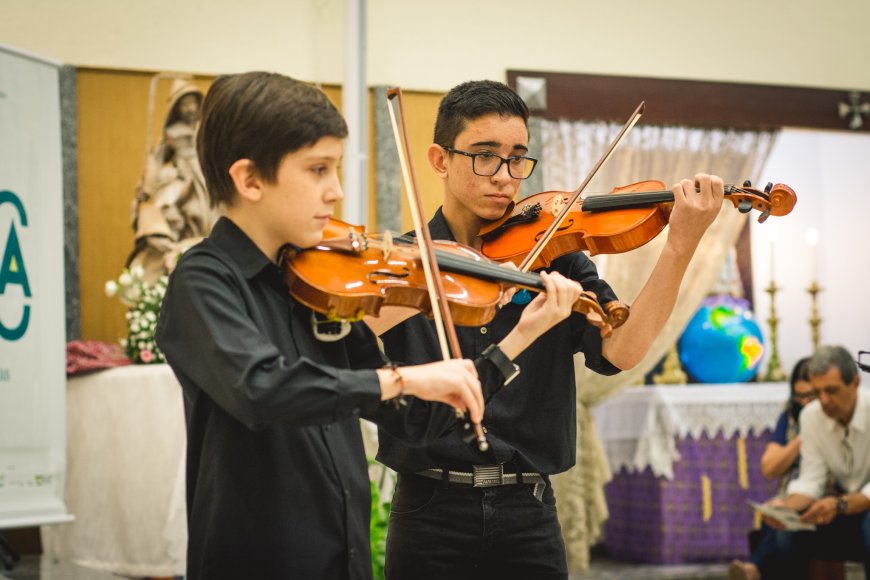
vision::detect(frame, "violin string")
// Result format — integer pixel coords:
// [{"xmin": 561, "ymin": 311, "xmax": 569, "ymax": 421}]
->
[
  {"xmin": 360, "ymin": 233, "xmax": 547, "ymax": 290},
  {"xmin": 582, "ymin": 184, "xmax": 770, "ymax": 209}
]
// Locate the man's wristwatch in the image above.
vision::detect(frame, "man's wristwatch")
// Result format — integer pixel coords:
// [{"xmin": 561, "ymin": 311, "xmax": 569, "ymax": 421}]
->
[
  {"xmin": 481, "ymin": 344, "xmax": 520, "ymax": 385},
  {"xmin": 837, "ymin": 496, "xmax": 848, "ymax": 516}
]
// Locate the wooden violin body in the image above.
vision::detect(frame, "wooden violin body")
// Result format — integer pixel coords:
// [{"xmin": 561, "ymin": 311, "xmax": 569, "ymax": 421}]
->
[
  {"xmin": 281, "ymin": 219, "xmax": 627, "ymax": 336},
  {"xmin": 479, "ymin": 180, "xmax": 797, "ymax": 271},
  {"xmin": 284, "ymin": 234, "xmax": 504, "ymax": 327},
  {"xmin": 481, "ymin": 180, "xmax": 669, "ymax": 269}
]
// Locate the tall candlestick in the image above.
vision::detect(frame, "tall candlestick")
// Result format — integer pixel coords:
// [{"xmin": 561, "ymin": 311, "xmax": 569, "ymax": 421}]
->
[
  {"xmin": 763, "ymin": 280, "xmax": 786, "ymax": 382},
  {"xmin": 767, "ymin": 224, "xmax": 779, "ymax": 285},
  {"xmin": 806, "ymin": 227, "xmax": 819, "ymax": 281},
  {"xmin": 807, "ymin": 280, "xmax": 823, "ymax": 353}
]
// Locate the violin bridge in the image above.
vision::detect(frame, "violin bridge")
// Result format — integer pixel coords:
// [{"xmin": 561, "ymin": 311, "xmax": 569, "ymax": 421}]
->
[
  {"xmin": 381, "ymin": 230, "xmax": 393, "ymax": 262},
  {"xmin": 550, "ymin": 195, "xmax": 565, "ymax": 216}
]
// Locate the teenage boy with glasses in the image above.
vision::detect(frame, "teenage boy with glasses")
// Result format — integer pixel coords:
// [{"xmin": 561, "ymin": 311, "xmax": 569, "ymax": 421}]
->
[{"xmin": 371, "ymin": 79, "xmax": 726, "ymax": 579}]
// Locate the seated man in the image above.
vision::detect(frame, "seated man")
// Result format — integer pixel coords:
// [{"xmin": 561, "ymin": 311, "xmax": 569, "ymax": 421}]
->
[{"xmin": 740, "ymin": 345, "xmax": 869, "ymax": 580}]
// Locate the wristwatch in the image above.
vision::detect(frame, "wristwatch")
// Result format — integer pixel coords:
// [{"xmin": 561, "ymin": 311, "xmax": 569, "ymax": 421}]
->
[
  {"xmin": 481, "ymin": 344, "xmax": 520, "ymax": 385},
  {"xmin": 837, "ymin": 496, "xmax": 848, "ymax": 515}
]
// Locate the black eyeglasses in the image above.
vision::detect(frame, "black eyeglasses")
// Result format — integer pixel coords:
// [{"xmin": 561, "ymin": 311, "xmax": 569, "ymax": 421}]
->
[
  {"xmin": 859, "ymin": 351, "xmax": 870, "ymax": 373},
  {"xmin": 442, "ymin": 146, "xmax": 538, "ymax": 180},
  {"xmin": 793, "ymin": 391, "xmax": 817, "ymax": 403}
]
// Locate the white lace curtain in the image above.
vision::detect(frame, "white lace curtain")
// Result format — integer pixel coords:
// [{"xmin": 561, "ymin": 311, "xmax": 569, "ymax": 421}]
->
[{"xmin": 538, "ymin": 119, "xmax": 778, "ymax": 570}]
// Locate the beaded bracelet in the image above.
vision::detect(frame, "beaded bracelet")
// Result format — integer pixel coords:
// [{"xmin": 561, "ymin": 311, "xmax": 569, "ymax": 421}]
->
[{"xmin": 383, "ymin": 363, "xmax": 407, "ymax": 408}]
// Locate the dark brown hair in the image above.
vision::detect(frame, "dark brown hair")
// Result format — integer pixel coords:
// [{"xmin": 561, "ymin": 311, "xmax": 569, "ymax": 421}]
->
[
  {"xmin": 197, "ymin": 72, "xmax": 348, "ymax": 207},
  {"xmin": 433, "ymin": 80, "xmax": 529, "ymax": 148}
]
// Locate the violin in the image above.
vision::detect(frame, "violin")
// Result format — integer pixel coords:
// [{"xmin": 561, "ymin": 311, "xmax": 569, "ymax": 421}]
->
[
  {"xmin": 479, "ymin": 180, "xmax": 797, "ymax": 271},
  {"xmin": 280, "ymin": 219, "xmax": 628, "ymax": 337}
]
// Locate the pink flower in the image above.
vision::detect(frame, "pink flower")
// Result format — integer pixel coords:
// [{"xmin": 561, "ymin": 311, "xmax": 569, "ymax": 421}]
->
[{"xmin": 139, "ymin": 349, "xmax": 154, "ymax": 363}]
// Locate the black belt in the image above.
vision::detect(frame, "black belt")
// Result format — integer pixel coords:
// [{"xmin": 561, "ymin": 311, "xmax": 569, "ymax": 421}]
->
[{"xmin": 416, "ymin": 465, "xmax": 546, "ymax": 488}]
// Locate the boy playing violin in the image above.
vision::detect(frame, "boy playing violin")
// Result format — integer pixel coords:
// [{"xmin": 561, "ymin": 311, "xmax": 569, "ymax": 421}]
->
[
  {"xmin": 155, "ymin": 72, "xmax": 583, "ymax": 580},
  {"xmin": 374, "ymin": 80, "xmax": 725, "ymax": 579}
]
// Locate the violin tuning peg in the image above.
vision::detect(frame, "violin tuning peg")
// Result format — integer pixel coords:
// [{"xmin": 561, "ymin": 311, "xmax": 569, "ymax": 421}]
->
[
  {"xmin": 764, "ymin": 182, "xmax": 773, "ymax": 194},
  {"xmin": 743, "ymin": 180, "xmax": 752, "ymax": 187},
  {"xmin": 737, "ymin": 199, "xmax": 753, "ymax": 214},
  {"xmin": 757, "ymin": 208, "xmax": 771, "ymax": 223}
]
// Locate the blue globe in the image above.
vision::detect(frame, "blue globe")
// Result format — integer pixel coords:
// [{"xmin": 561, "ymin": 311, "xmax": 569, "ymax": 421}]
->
[{"xmin": 678, "ymin": 294, "xmax": 765, "ymax": 383}]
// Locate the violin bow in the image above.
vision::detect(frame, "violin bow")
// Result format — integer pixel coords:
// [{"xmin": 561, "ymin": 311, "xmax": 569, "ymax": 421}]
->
[
  {"xmin": 517, "ymin": 102, "xmax": 645, "ymax": 273},
  {"xmin": 385, "ymin": 87, "xmax": 489, "ymax": 452}
]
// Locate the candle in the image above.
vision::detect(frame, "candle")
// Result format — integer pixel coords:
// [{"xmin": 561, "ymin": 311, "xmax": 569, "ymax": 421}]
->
[
  {"xmin": 806, "ymin": 227, "xmax": 820, "ymax": 281},
  {"xmin": 767, "ymin": 224, "xmax": 779, "ymax": 284}
]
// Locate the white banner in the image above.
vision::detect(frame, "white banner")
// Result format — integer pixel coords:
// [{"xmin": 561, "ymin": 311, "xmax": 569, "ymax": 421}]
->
[{"xmin": 0, "ymin": 44, "xmax": 72, "ymax": 528}]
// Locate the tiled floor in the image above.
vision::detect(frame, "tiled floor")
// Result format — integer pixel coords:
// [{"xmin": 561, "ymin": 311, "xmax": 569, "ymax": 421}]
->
[
  {"xmin": 0, "ymin": 556, "xmax": 120, "ymax": 580},
  {"xmin": 570, "ymin": 556, "xmax": 866, "ymax": 580},
  {"xmin": 1, "ymin": 554, "xmax": 864, "ymax": 579},
  {"xmin": 0, "ymin": 553, "xmax": 742, "ymax": 580},
  {"xmin": 570, "ymin": 559, "xmax": 730, "ymax": 579}
]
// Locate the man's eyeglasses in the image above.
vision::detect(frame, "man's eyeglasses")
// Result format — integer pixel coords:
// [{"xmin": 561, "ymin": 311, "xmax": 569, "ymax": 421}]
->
[
  {"xmin": 858, "ymin": 351, "xmax": 870, "ymax": 373},
  {"xmin": 442, "ymin": 147, "xmax": 538, "ymax": 180}
]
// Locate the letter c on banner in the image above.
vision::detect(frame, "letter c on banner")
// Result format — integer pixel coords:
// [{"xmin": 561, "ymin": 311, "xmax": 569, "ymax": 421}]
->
[{"xmin": 0, "ymin": 190, "xmax": 31, "ymax": 341}]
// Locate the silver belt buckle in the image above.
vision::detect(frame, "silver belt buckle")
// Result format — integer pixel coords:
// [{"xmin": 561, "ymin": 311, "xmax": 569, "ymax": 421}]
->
[{"xmin": 472, "ymin": 464, "xmax": 504, "ymax": 487}]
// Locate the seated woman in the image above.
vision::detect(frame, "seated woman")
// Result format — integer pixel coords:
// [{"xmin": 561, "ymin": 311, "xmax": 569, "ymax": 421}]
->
[{"xmin": 730, "ymin": 357, "xmax": 813, "ymax": 580}]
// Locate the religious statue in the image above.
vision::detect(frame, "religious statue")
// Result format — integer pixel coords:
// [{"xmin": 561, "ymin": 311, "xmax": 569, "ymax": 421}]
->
[{"xmin": 127, "ymin": 76, "xmax": 219, "ymax": 284}]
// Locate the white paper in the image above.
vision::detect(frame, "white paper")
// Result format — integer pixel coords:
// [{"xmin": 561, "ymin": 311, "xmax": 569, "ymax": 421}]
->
[{"xmin": 747, "ymin": 500, "xmax": 816, "ymax": 531}]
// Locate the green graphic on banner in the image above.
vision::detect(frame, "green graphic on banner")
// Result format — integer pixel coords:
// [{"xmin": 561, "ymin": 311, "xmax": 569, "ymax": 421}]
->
[{"xmin": 0, "ymin": 190, "xmax": 31, "ymax": 341}]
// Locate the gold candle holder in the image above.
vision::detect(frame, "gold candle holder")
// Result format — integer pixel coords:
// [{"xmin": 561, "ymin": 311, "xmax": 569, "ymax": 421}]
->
[
  {"xmin": 807, "ymin": 280, "xmax": 823, "ymax": 353},
  {"xmin": 763, "ymin": 280, "xmax": 787, "ymax": 382},
  {"xmin": 652, "ymin": 344, "xmax": 688, "ymax": 385}
]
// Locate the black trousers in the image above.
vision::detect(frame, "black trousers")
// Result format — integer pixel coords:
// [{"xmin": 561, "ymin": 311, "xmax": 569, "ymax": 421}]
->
[{"xmin": 385, "ymin": 473, "xmax": 568, "ymax": 580}]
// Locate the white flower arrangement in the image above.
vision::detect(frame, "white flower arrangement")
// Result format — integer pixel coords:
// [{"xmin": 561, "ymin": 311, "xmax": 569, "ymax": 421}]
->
[{"xmin": 105, "ymin": 266, "xmax": 167, "ymax": 364}]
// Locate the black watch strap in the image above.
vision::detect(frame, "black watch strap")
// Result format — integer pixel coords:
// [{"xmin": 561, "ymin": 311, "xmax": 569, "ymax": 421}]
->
[{"xmin": 481, "ymin": 344, "xmax": 520, "ymax": 385}]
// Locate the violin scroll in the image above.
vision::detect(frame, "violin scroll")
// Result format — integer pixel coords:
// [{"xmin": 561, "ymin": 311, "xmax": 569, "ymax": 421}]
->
[{"xmin": 726, "ymin": 181, "xmax": 797, "ymax": 223}]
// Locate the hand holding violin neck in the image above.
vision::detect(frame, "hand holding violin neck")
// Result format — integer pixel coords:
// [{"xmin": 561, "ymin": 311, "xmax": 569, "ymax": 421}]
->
[{"xmin": 581, "ymin": 181, "xmax": 796, "ymax": 223}]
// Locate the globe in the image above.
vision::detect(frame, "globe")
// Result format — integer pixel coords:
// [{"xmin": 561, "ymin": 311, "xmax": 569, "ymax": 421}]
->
[{"xmin": 678, "ymin": 294, "xmax": 765, "ymax": 383}]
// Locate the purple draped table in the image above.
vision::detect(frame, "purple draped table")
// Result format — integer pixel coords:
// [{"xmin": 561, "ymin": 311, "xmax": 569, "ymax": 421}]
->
[{"xmin": 591, "ymin": 383, "xmax": 789, "ymax": 564}]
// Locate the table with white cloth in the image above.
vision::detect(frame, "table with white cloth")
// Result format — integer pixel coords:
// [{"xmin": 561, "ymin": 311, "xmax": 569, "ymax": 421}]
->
[
  {"xmin": 38, "ymin": 364, "xmax": 385, "ymax": 577},
  {"xmin": 40, "ymin": 365, "xmax": 187, "ymax": 577},
  {"xmin": 591, "ymin": 383, "xmax": 789, "ymax": 564}
]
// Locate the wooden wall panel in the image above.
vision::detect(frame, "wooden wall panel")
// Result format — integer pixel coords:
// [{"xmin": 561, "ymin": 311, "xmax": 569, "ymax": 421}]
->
[
  {"xmin": 395, "ymin": 91, "xmax": 444, "ymax": 233},
  {"xmin": 507, "ymin": 70, "xmax": 867, "ymax": 132},
  {"xmin": 77, "ymin": 68, "xmax": 212, "ymax": 342}
]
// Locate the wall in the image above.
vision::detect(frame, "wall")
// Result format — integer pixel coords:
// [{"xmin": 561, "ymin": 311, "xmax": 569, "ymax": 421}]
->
[
  {"xmin": 4, "ymin": 0, "xmax": 870, "ymax": 92},
  {"xmin": 752, "ymin": 128, "xmax": 870, "ymax": 373}
]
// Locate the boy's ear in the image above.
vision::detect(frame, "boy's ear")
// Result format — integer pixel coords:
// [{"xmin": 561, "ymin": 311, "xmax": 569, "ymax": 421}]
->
[
  {"xmin": 428, "ymin": 143, "xmax": 449, "ymax": 178},
  {"xmin": 228, "ymin": 159, "xmax": 263, "ymax": 202}
]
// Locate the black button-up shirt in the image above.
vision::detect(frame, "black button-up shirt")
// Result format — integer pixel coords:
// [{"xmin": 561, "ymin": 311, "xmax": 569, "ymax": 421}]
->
[
  {"xmin": 156, "ymin": 217, "xmax": 490, "ymax": 580},
  {"xmin": 377, "ymin": 208, "xmax": 621, "ymax": 475}
]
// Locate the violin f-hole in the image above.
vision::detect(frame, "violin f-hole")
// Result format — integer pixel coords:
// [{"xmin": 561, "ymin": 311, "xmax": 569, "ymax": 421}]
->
[
  {"xmin": 367, "ymin": 267, "xmax": 411, "ymax": 282},
  {"xmin": 534, "ymin": 219, "xmax": 575, "ymax": 242}
]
